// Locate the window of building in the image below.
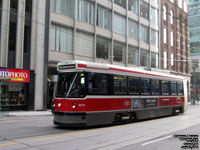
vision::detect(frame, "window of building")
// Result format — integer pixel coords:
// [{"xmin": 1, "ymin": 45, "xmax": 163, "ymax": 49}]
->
[
  {"xmin": 171, "ymin": 32, "xmax": 174, "ymax": 46},
  {"xmin": 128, "ymin": 19, "xmax": 138, "ymax": 40},
  {"xmin": 151, "ymin": 7, "xmax": 158, "ymax": 26},
  {"xmin": 164, "ymin": 51, "xmax": 168, "ymax": 69},
  {"xmin": 163, "ymin": 5, "xmax": 167, "ymax": 21},
  {"xmin": 171, "ymin": 53, "xmax": 174, "ymax": 67},
  {"xmin": 114, "ymin": 0, "xmax": 126, "ymax": 9},
  {"xmin": 50, "ymin": 24, "xmax": 73, "ymax": 54},
  {"xmin": 164, "ymin": 28, "xmax": 167, "ymax": 44},
  {"xmin": 162, "ymin": 81, "xmax": 169, "ymax": 95},
  {"xmin": 96, "ymin": 37, "xmax": 111, "ymax": 60},
  {"xmin": 113, "ymin": 42, "xmax": 126, "ymax": 63},
  {"xmin": 184, "ymin": 1, "xmax": 187, "ymax": 12},
  {"xmin": 97, "ymin": 6, "xmax": 111, "ymax": 30},
  {"xmin": 128, "ymin": 0, "xmax": 139, "ymax": 14},
  {"xmin": 151, "ymin": 0, "xmax": 158, "ymax": 4},
  {"xmin": 128, "ymin": 77, "xmax": 140, "ymax": 95},
  {"xmin": 75, "ymin": 31, "xmax": 94, "ymax": 58},
  {"xmin": 51, "ymin": 0, "xmax": 75, "ymax": 18},
  {"xmin": 140, "ymin": 25, "xmax": 149, "ymax": 43},
  {"xmin": 151, "ymin": 52, "xmax": 158, "ymax": 68},
  {"xmin": 78, "ymin": 0, "xmax": 94, "ymax": 24},
  {"xmin": 87, "ymin": 73, "xmax": 108, "ymax": 95},
  {"xmin": 141, "ymin": 78, "xmax": 150, "ymax": 95},
  {"xmin": 169, "ymin": 0, "xmax": 174, "ymax": 3},
  {"xmin": 140, "ymin": 49, "xmax": 149, "ymax": 68},
  {"xmin": 151, "ymin": 29, "xmax": 158, "ymax": 47},
  {"xmin": 128, "ymin": 46, "xmax": 139, "ymax": 65},
  {"xmin": 140, "ymin": 1, "xmax": 149, "ymax": 20},
  {"xmin": 170, "ymin": 10, "xmax": 173, "ymax": 24},
  {"xmin": 114, "ymin": 13, "xmax": 126, "ymax": 35},
  {"xmin": 178, "ymin": 0, "xmax": 182, "ymax": 9},
  {"xmin": 171, "ymin": 82, "xmax": 177, "ymax": 95},
  {"xmin": 152, "ymin": 80, "xmax": 160, "ymax": 95},
  {"xmin": 114, "ymin": 76, "xmax": 127, "ymax": 94}
]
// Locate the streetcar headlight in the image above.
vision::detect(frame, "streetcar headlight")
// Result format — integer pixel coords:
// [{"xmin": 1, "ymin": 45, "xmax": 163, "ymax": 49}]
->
[
  {"xmin": 72, "ymin": 102, "xmax": 76, "ymax": 109},
  {"xmin": 58, "ymin": 102, "xmax": 62, "ymax": 107}
]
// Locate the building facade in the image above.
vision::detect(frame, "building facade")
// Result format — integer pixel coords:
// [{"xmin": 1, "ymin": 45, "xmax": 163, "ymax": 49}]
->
[
  {"xmin": 189, "ymin": 0, "xmax": 200, "ymax": 101},
  {"xmin": 0, "ymin": 0, "xmax": 49, "ymax": 111},
  {"xmin": 160, "ymin": 0, "xmax": 190, "ymax": 93}
]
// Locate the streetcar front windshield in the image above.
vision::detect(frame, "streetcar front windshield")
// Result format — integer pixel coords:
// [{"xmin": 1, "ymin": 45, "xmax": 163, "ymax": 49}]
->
[
  {"xmin": 55, "ymin": 72, "xmax": 77, "ymax": 98},
  {"xmin": 55, "ymin": 72, "xmax": 85, "ymax": 98}
]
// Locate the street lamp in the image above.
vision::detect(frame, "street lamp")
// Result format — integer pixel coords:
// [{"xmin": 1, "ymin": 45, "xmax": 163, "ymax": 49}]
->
[{"xmin": 192, "ymin": 60, "xmax": 199, "ymax": 105}]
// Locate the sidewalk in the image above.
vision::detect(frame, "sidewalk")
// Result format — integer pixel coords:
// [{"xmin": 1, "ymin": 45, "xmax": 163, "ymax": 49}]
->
[{"xmin": 0, "ymin": 110, "xmax": 52, "ymax": 117}]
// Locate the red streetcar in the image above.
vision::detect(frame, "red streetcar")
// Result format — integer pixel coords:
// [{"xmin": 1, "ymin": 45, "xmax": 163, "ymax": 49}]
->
[{"xmin": 53, "ymin": 60, "xmax": 188, "ymax": 127}]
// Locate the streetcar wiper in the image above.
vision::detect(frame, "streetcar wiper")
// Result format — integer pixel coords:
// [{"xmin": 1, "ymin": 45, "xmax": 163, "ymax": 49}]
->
[{"xmin": 66, "ymin": 73, "xmax": 78, "ymax": 97}]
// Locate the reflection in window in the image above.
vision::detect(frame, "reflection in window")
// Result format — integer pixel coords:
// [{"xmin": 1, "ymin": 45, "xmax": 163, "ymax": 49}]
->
[
  {"xmin": 78, "ymin": 0, "xmax": 94, "ymax": 24},
  {"xmin": 140, "ymin": 49, "xmax": 149, "ymax": 68},
  {"xmin": 128, "ymin": 0, "xmax": 139, "ymax": 14},
  {"xmin": 151, "ymin": 29, "xmax": 158, "ymax": 47},
  {"xmin": 128, "ymin": 46, "xmax": 139, "ymax": 66},
  {"xmin": 171, "ymin": 82, "xmax": 177, "ymax": 95},
  {"xmin": 128, "ymin": 77, "xmax": 140, "ymax": 94},
  {"xmin": 96, "ymin": 37, "xmax": 111, "ymax": 60},
  {"xmin": 140, "ymin": 1, "xmax": 149, "ymax": 20},
  {"xmin": 152, "ymin": 80, "xmax": 160, "ymax": 95},
  {"xmin": 87, "ymin": 73, "xmax": 108, "ymax": 95},
  {"xmin": 114, "ymin": 0, "xmax": 126, "ymax": 8},
  {"xmin": 114, "ymin": 76, "xmax": 127, "ymax": 94},
  {"xmin": 141, "ymin": 78, "xmax": 150, "ymax": 95},
  {"xmin": 151, "ymin": 7, "xmax": 158, "ymax": 26},
  {"xmin": 162, "ymin": 81, "xmax": 169, "ymax": 95},
  {"xmin": 114, "ymin": 13, "xmax": 126, "ymax": 35},
  {"xmin": 113, "ymin": 42, "xmax": 126, "ymax": 63},
  {"xmin": 151, "ymin": 52, "xmax": 158, "ymax": 68},
  {"xmin": 97, "ymin": 6, "xmax": 111, "ymax": 30},
  {"xmin": 140, "ymin": 25, "xmax": 149, "ymax": 43},
  {"xmin": 128, "ymin": 19, "xmax": 138, "ymax": 40}
]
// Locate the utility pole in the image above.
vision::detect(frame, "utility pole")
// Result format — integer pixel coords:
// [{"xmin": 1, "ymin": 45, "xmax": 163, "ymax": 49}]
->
[{"xmin": 192, "ymin": 60, "xmax": 199, "ymax": 105}]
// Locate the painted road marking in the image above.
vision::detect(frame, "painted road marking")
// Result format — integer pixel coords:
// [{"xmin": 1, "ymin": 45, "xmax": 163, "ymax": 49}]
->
[
  {"xmin": 36, "ymin": 124, "xmax": 54, "ymax": 127},
  {"xmin": 142, "ymin": 135, "xmax": 172, "ymax": 146},
  {"xmin": 0, "ymin": 142, "xmax": 20, "ymax": 147},
  {"xmin": 3, "ymin": 120, "xmax": 16, "ymax": 123}
]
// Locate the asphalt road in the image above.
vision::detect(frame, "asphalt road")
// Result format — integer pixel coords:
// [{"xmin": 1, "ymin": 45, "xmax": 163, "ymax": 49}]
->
[{"xmin": 0, "ymin": 104, "xmax": 200, "ymax": 150}]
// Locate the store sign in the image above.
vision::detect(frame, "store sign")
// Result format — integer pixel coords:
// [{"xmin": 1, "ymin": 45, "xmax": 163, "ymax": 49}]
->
[{"xmin": 0, "ymin": 68, "xmax": 30, "ymax": 83}]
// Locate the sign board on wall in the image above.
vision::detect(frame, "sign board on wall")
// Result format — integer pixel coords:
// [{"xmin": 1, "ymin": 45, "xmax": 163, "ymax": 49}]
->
[{"xmin": 0, "ymin": 68, "xmax": 30, "ymax": 83}]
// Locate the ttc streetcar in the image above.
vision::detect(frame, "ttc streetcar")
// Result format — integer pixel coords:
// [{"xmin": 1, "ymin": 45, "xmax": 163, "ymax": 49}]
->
[{"xmin": 53, "ymin": 60, "xmax": 188, "ymax": 127}]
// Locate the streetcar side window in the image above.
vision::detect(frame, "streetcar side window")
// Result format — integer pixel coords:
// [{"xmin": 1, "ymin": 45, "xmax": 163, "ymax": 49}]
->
[
  {"xmin": 128, "ymin": 77, "xmax": 140, "ymax": 95},
  {"xmin": 87, "ymin": 73, "xmax": 108, "ymax": 95},
  {"xmin": 178, "ymin": 82, "xmax": 184, "ymax": 95},
  {"xmin": 171, "ymin": 82, "xmax": 177, "ymax": 95},
  {"xmin": 151, "ymin": 79, "xmax": 160, "ymax": 95},
  {"xmin": 141, "ymin": 78, "xmax": 150, "ymax": 95},
  {"xmin": 162, "ymin": 81, "xmax": 170, "ymax": 95},
  {"xmin": 114, "ymin": 76, "xmax": 127, "ymax": 94}
]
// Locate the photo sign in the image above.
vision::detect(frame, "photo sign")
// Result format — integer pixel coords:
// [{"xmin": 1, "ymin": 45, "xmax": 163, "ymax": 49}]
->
[{"xmin": 0, "ymin": 68, "xmax": 30, "ymax": 83}]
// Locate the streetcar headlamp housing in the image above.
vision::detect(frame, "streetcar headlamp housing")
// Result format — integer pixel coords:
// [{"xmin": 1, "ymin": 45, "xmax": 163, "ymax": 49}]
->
[{"xmin": 58, "ymin": 102, "xmax": 62, "ymax": 107}]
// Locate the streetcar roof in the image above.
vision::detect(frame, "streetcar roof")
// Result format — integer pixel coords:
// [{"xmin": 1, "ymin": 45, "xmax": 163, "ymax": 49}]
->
[{"xmin": 57, "ymin": 60, "xmax": 185, "ymax": 81}]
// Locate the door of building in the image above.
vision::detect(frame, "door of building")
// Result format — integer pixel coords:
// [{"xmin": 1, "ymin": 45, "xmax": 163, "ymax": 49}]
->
[{"xmin": 0, "ymin": 80, "xmax": 9, "ymax": 116}]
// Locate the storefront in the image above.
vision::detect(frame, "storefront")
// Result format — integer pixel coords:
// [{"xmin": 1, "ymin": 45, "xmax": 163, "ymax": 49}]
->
[{"xmin": 0, "ymin": 68, "xmax": 32, "ymax": 111}]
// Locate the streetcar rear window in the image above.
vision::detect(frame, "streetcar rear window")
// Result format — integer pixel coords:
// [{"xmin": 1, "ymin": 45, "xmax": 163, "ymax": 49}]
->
[
  {"xmin": 171, "ymin": 82, "xmax": 177, "ymax": 95},
  {"xmin": 178, "ymin": 82, "xmax": 184, "ymax": 95},
  {"xmin": 114, "ymin": 76, "xmax": 127, "ymax": 94}
]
